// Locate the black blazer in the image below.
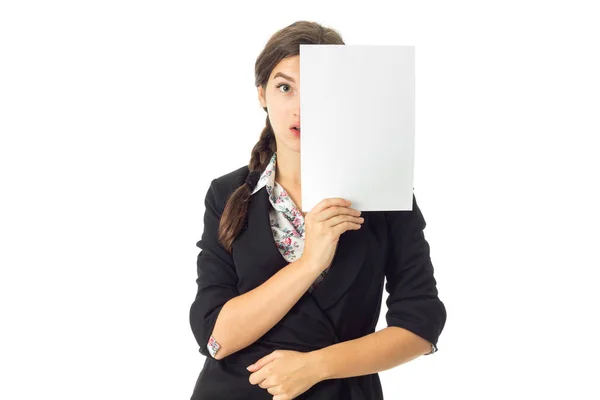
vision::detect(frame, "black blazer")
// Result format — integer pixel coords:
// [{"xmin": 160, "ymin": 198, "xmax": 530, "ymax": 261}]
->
[{"xmin": 189, "ymin": 165, "xmax": 447, "ymax": 400}]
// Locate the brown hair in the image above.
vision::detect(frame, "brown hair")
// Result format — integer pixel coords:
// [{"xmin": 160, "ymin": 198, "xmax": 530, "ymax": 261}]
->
[{"xmin": 217, "ymin": 20, "xmax": 345, "ymax": 253}]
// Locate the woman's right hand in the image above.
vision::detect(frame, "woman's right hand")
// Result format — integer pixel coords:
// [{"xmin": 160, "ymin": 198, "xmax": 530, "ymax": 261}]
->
[{"xmin": 301, "ymin": 198, "xmax": 364, "ymax": 273}]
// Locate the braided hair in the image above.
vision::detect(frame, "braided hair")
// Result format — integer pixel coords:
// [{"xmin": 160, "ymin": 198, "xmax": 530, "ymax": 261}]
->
[
  {"xmin": 244, "ymin": 170, "xmax": 262, "ymax": 189},
  {"xmin": 217, "ymin": 120, "xmax": 275, "ymax": 253}
]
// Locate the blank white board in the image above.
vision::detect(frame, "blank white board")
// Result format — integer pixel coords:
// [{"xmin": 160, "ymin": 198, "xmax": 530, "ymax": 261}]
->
[{"xmin": 299, "ymin": 44, "xmax": 415, "ymax": 212}]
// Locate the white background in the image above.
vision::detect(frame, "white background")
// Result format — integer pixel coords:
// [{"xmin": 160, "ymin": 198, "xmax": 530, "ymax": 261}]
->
[{"xmin": 1, "ymin": 1, "xmax": 599, "ymax": 399}]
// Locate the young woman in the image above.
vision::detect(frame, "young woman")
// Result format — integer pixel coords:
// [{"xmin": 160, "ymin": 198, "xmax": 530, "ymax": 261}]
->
[{"xmin": 189, "ymin": 20, "xmax": 447, "ymax": 400}]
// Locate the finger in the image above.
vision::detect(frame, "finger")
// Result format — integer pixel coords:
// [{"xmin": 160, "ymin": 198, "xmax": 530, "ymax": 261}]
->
[
  {"xmin": 248, "ymin": 368, "xmax": 268, "ymax": 386},
  {"xmin": 326, "ymin": 214, "xmax": 364, "ymax": 228},
  {"xmin": 273, "ymin": 392, "xmax": 287, "ymax": 400},
  {"xmin": 247, "ymin": 351, "xmax": 277, "ymax": 371},
  {"xmin": 311, "ymin": 198, "xmax": 351, "ymax": 215},
  {"xmin": 317, "ymin": 205, "xmax": 362, "ymax": 222},
  {"xmin": 332, "ymin": 221, "xmax": 362, "ymax": 237},
  {"xmin": 248, "ymin": 361, "xmax": 272, "ymax": 385}
]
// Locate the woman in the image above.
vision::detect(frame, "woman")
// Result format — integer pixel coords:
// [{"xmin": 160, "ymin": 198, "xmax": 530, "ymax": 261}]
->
[{"xmin": 189, "ymin": 21, "xmax": 447, "ymax": 400}]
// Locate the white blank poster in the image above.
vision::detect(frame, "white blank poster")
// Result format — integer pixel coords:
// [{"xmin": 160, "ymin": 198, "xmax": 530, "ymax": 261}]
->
[{"xmin": 299, "ymin": 44, "xmax": 415, "ymax": 212}]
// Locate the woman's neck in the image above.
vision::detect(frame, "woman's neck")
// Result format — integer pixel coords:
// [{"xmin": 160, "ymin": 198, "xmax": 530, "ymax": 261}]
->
[{"xmin": 275, "ymin": 150, "xmax": 301, "ymax": 187}]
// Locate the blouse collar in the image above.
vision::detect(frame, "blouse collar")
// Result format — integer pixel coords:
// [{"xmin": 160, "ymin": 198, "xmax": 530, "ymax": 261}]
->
[
  {"xmin": 250, "ymin": 152, "xmax": 276, "ymax": 197},
  {"xmin": 250, "ymin": 152, "xmax": 304, "ymax": 219}
]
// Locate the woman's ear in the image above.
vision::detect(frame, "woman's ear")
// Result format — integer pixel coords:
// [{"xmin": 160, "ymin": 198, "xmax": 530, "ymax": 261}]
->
[{"xmin": 257, "ymin": 85, "xmax": 266, "ymax": 108}]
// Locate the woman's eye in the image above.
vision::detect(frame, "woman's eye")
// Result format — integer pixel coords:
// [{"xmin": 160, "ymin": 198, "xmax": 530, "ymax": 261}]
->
[{"xmin": 276, "ymin": 83, "xmax": 291, "ymax": 93}]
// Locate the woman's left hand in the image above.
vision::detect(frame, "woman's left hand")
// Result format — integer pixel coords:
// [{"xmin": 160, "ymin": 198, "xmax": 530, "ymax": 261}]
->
[{"xmin": 247, "ymin": 350, "xmax": 323, "ymax": 400}]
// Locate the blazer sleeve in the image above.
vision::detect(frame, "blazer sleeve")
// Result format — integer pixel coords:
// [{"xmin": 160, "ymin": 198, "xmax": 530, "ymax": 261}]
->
[
  {"xmin": 189, "ymin": 178, "xmax": 240, "ymax": 360},
  {"xmin": 384, "ymin": 193, "xmax": 447, "ymax": 355}
]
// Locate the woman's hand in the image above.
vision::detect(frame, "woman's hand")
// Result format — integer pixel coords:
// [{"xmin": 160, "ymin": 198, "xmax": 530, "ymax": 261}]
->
[
  {"xmin": 302, "ymin": 198, "xmax": 363, "ymax": 273},
  {"xmin": 247, "ymin": 350, "xmax": 323, "ymax": 400}
]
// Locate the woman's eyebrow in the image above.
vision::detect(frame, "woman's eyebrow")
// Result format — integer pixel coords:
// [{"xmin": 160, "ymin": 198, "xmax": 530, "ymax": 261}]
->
[{"xmin": 273, "ymin": 72, "xmax": 296, "ymax": 83}]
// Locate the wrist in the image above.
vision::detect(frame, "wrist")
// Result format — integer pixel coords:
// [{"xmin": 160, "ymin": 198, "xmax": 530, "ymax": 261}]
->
[
  {"xmin": 307, "ymin": 349, "xmax": 330, "ymax": 382},
  {"xmin": 295, "ymin": 257, "xmax": 325, "ymax": 276}
]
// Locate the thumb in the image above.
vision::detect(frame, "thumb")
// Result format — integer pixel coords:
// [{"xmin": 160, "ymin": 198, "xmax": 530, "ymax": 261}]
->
[{"xmin": 246, "ymin": 351, "xmax": 277, "ymax": 371}]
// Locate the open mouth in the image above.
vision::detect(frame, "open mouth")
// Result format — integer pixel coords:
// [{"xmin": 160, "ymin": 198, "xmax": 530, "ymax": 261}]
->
[{"xmin": 290, "ymin": 124, "xmax": 301, "ymax": 136}]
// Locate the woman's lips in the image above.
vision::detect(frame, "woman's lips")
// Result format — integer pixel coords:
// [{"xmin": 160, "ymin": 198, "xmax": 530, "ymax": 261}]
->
[{"xmin": 290, "ymin": 127, "xmax": 300, "ymax": 137}]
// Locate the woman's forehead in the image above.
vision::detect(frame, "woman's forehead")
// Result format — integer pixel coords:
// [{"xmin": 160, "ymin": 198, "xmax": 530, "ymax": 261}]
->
[{"xmin": 270, "ymin": 57, "xmax": 299, "ymax": 80}]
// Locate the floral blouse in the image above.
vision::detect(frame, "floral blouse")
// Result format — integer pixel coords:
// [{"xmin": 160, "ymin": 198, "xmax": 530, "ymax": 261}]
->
[{"xmin": 206, "ymin": 151, "xmax": 435, "ymax": 357}]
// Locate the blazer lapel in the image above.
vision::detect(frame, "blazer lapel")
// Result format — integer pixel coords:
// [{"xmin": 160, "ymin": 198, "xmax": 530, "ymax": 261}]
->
[
  {"xmin": 239, "ymin": 186, "xmax": 289, "ymax": 279},
  {"xmin": 309, "ymin": 216, "xmax": 369, "ymax": 310}
]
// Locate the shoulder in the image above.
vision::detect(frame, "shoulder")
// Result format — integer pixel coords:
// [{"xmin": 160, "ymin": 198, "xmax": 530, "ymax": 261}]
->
[
  {"xmin": 383, "ymin": 193, "xmax": 426, "ymax": 231},
  {"xmin": 205, "ymin": 164, "xmax": 249, "ymax": 212},
  {"xmin": 211, "ymin": 164, "xmax": 249, "ymax": 190}
]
